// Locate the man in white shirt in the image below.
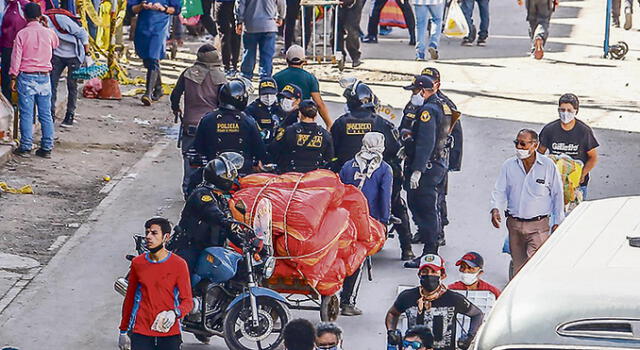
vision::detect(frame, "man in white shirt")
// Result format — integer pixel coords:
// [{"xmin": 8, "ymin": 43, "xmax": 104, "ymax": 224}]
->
[{"xmin": 490, "ymin": 129, "xmax": 564, "ymax": 276}]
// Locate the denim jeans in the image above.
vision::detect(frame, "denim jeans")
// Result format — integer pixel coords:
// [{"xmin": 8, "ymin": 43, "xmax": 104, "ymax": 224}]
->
[
  {"xmin": 50, "ymin": 55, "xmax": 81, "ymax": 118},
  {"xmin": 460, "ymin": 0, "xmax": 490, "ymax": 41},
  {"xmin": 17, "ymin": 73, "xmax": 54, "ymax": 151},
  {"xmin": 414, "ymin": 3, "xmax": 445, "ymax": 57},
  {"xmin": 240, "ymin": 32, "xmax": 276, "ymax": 80}
]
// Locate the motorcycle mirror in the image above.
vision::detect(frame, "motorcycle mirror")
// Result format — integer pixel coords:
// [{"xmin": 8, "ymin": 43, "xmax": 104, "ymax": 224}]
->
[{"xmin": 235, "ymin": 200, "xmax": 247, "ymax": 215}]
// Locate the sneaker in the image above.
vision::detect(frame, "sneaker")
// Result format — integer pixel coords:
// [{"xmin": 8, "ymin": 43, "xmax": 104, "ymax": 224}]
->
[
  {"xmin": 352, "ymin": 58, "xmax": 364, "ymax": 68},
  {"xmin": 461, "ymin": 38, "xmax": 474, "ymax": 46},
  {"xmin": 409, "ymin": 38, "xmax": 416, "ymax": 46},
  {"xmin": 61, "ymin": 114, "xmax": 74, "ymax": 128},
  {"xmin": 624, "ymin": 8, "xmax": 632, "ymax": 30},
  {"xmin": 362, "ymin": 35, "xmax": 378, "ymax": 43},
  {"xmin": 401, "ymin": 248, "xmax": 416, "ymax": 261},
  {"xmin": 477, "ymin": 37, "xmax": 487, "ymax": 46},
  {"xmin": 35, "ymin": 148, "xmax": 52, "ymax": 158},
  {"xmin": 613, "ymin": 16, "xmax": 621, "ymax": 27},
  {"xmin": 533, "ymin": 37, "xmax": 544, "ymax": 59},
  {"xmin": 403, "ymin": 256, "xmax": 421, "ymax": 269},
  {"xmin": 340, "ymin": 304, "xmax": 363, "ymax": 316},
  {"xmin": 12, "ymin": 148, "xmax": 31, "ymax": 158},
  {"xmin": 428, "ymin": 47, "xmax": 439, "ymax": 59},
  {"xmin": 415, "ymin": 52, "xmax": 426, "ymax": 61},
  {"xmin": 379, "ymin": 26, "xmax": 392, "ymax": 36}
]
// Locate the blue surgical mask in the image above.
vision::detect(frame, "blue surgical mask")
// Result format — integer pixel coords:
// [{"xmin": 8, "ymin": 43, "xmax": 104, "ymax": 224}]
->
[{"xmin": 410, "ymin": 93, "xmax": 425, "ymax": 106}]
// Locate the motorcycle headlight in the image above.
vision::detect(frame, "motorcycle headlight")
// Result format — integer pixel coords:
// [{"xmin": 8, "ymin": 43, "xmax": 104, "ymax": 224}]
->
[{"xmin": 263, "ymin": 257, "xmax": 276, "ymax": 279}]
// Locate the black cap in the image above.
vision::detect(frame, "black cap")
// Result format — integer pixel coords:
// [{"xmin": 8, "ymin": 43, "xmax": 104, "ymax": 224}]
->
[
  {"xmin": 403, "ymin": 75, "xmax": 434, "ymax": 90},
  {"xmin": 299, "ymin": 99, "xmax": 317, "ymax": 118},
  {"xmin": 25, "ymin": 2, "xmax": 42, "ymax": 19},
  {"xmin": 258, "ymin": 78, "xmax": 278, "ymax": 95},
  {"xmin": 278, "ymin": 83, "xmax": 302, "ymax": 99},
  {"xmin": 456, "ymin": 252, "xmax": 484, "ymax": 269},
  {"xmin": 420, "ymin": 67, "xmax": 441, "ymax": 82}
]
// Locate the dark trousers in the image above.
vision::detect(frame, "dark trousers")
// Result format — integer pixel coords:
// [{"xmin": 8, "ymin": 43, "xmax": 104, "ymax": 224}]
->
[
  {"xmin": 436, "ymin": 172, "xmax": 449, "ymax": 238},
  {"xmin": 215, "ymin": 1, "xmax": 241, "ymax": 70},
  {"xmin": 406, "ymin": 166, "xmax": 446, "ymax": 255},
  {"xmin": 131, "ymin": 333, "xmax": 182, "ymax": 350},
  {"xmin": 612, "ymin": 0, "xmax": 621, "ymax": 18},
  {"xmin": 50, "ymin": 56, "xmax": 81, "ymax": 118},
  {"xmin": 284, "ymin": 0, "xmax": 312, "ymax": 49},
  {"xmin": 340, "ymin": 266, "xmax": 361, "ymax": 305},
  {"xmin": 201, "ymin": 0, "xmax": 217, "ymax": 36},
  {"xmin": 460, "ymin": 0, "xmax": 490, "ymax": 41},
  {"xmin": 143, "ymin": 58, "xmax": 160, "ymax": 71},
  {"xmin": 337, "ymin": 0, "xmax": 365, "ymax": 61},
  {"xmin": 526, "ymin": 0, "xmax": 552, "ymax": 45},
  {"xmin": 1, "ymin": 48, "xmax": 13, "ymax": 102},
  {"xmin": 391, "ymin": 168, "xmax": 412, "ymax": 250},
  {"xmin": 366, "ymin": 0, "xmax": 416, "ymax": 40}
]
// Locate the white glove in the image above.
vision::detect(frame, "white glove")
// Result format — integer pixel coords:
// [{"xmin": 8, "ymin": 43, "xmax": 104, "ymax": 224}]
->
[
  {"xmin": 151, "ymin": 310, "xmax": 176, "ymax": 333},
  {"xmin": 410, "ymin": 170, "xmax": 422, "ymax": 190},
  {"xmin": 118, "ymin": 332, "xmax": 131, "ymax": 350}
]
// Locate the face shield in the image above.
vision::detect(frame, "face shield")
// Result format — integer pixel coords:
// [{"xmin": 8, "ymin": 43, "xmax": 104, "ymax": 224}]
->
[{"xmin": 218, "ymin": 152, "xmax": 244, "ymax": 180}]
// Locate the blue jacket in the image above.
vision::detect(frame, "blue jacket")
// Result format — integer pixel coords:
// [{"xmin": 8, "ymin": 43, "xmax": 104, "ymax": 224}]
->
[{"xmin": 339, "ymin": 159, "xmax": 393, "ymax": 224}]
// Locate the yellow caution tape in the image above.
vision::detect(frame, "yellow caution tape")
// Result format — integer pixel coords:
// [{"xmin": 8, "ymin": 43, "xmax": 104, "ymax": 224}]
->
[{"xmin": 0, "ymin": 182, "xmax": 34, "ymax": 194}]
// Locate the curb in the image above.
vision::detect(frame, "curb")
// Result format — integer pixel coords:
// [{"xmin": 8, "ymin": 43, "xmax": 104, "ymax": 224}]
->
[{"xmin": 0, "ymin": 86, "xmax": 68, "ymax": 168}]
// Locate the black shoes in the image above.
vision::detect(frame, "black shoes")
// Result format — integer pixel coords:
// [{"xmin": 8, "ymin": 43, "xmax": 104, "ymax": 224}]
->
[
  {"xmin": 461, "ymin": 38, "xmax": 474, "ymax": 46},
  {"xmin": 362, "ymin": 35, "xmax": 378, "ymax": 43},
  {"xmin": 61, "ymin": 113, "xmax": 74, "ymax": 128},
  {"xmin": 401, "ymin": 248, "xmax": 416, "ymax": 261},
  {"xmin": 477, "ymin": 37, "xmax": 487, "ymax": 46},
  {"xmin": 12, "ymin": 148, "xmax": 31, "ymax": 158},
  {"xmin": 35, "ymin": 148, "xmax": 52, "ymax": 158},
  {"xmin": 352, "ymin": 58, "xmax": 364, "ymax": 68},
  {"xmin": 340, "ymin": 303, "xmax": 363, "ymax": 316}
]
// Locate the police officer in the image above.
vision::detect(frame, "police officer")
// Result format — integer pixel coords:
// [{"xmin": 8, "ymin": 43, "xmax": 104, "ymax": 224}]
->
[
  {"xmin": 172, "ymin": 152, "xmax": 246, "ymax": 276},
  {"xmin": 245, "ymin": 78, "xmax": 286, "ymax": 145},
  {"xmin": 331, "ymin": 81, "xmax": 411, "ymax": 259},
  {"xmin": 402, "ymin": 75, "xmax": 451, "ymax": 261},
  {"xmin": 331, "ymin": 81, "xmax": 400, "ymax": 171},
  {"xmin": 420, "ymin": 67, "xmax": 463, "ymax": 246},
  {"xmin": 278, "ymin": 83, "xmax": 304, "ymax": 129},
  {"xmin": 188, "ymin": 79, "xmax": 267, "ymax": 194},
  {"xmin": 269, "ymin": 100, "xmax": 334, "ymax": 173}
]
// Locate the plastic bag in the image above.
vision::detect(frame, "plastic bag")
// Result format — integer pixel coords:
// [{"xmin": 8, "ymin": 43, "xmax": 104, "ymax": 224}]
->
[
  {"xmin": 443, "ymin": 0, "xmax": 469, "ymax": 38},
  {"xmin": 181, "ymin": 0, "xmax": 203, "ymax": 19},
  {"xmin": 179, "ymin": 14, "xmax": 200, "ymax": 26},
  {"xmin": 380, "ymin": 0, "xmax": 407, "ymax": 28}
]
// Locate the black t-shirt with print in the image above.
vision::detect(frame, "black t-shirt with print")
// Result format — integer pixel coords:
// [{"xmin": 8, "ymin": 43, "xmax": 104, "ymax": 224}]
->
[
  {"xmin": 539, "ymin": 119, "xmax": 599, "ymax": 186},
  {"xmin": 393, "ymin": 288, "xmax": 474, "ymax": 350}
]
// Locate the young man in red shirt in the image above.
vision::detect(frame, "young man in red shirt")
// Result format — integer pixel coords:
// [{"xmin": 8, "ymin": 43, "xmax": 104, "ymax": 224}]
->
[
  {"xmin": 118, "ymin": 217, "xmax": 194, "ymax": 350},
  {"xmin": 448, "ymin": 252, "xmax": 501, "ymax": 299}
]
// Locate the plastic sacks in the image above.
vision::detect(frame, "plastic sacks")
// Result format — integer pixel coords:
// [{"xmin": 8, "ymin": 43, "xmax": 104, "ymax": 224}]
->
[
  {"xmin": 230, "ymin": 170, "xmax": 386, "ymax": 295},
  {"xmin": 82, "ymin": 78, "xmax": 103, "ymax": 99},
  {"xmin": 443, "ymin": 0, "xmax": 469, "ymax": 38}
]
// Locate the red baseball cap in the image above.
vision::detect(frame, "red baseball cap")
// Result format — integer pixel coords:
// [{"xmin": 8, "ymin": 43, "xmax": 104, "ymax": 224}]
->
[
  {"xmin": 455, "ymin": 252, "xmax": 484, "ymax": 269},
  {"xmin": 418, "ymin": 254, "xmax": 445, "ymax": 273}
]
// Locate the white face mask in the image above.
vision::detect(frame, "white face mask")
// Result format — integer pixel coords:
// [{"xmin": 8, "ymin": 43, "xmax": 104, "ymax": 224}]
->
[
  {"xmin": 281, "ymin": 98, "xmax": 296, "ymax": 112},
  {"xmin": 516, "ymin": 148, "xmax": 532, "ymax": 160},
  {"xmin": 260, "ymin": 94, "xmax": 277, "ymax": 106},
  {"xmin": 559, "ymin": 111, "xmax": 576, "ymax": 124},
  {"xmin": 460, "ymin": 272, "xmax": 479, "ymax": 286},
  {"xmin": 410, "ymin": 93, "xmax": 425, "ymax": 106}
]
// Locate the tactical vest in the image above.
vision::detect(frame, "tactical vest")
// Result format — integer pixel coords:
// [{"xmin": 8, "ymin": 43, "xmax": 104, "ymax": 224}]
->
[
  {"xmin": 282, "ymin": 123, "xmax": 327, "ymax": 173},
  {"xmin": 335, "ymin": 113, "xmax": 375, "ymax": 167},
  {"xmin": 214, "ymin": 111, "xmax": 245, "ymax": 157},
  {"xmin": 246, "ymin": 101, "xmax": 283, "ymax": 144},
  {"xmin": 432, "ymin": 102, "xmax": 452, "ymax": 162}
]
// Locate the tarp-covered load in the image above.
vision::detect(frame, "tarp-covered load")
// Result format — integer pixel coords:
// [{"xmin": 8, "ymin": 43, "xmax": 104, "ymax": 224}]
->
[{"xmin": 229, "ymin": 170, "xmax": 386, "ymax": 296}]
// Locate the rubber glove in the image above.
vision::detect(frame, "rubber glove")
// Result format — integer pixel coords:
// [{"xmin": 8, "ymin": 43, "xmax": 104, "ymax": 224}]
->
[
  {"xmin": 118, "ymin": 332, "xmax": 131, "ymax": 350},
  {"xmin": 409, "ymin": 170, "xmax": 422, "ymax": 189},
  {"xmin": 161, "ymin": 310, "xmax": 176, "ymax": 330}
]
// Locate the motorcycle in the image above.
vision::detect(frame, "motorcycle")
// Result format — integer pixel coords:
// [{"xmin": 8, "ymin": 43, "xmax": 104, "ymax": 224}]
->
[{"xmin": 114, "ymin": 199, "xmax": 290, "ymax": 350}]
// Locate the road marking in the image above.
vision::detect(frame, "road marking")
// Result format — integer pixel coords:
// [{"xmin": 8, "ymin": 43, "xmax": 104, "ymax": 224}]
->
[{"xmin": 47, "ymin": 236, "xmax": 69, "ymax": 252}]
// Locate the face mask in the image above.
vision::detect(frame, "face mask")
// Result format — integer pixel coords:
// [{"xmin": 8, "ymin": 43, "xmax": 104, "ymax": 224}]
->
[
  {"xmin": 281, "ymin": 98, "xmax": 296, "ymax": 112},
  {"xmin": 516, "ymin": 148, "xmax": 531, "ymax": 160},
  {"xmin": 559, "ymin": 111, "xmax": 575, "ymax": 124},
  {"xmin": 147, "ymin": 238, "xmax": 165, "ymax": 253},
  {"xmin": 410, "ymin": 93, "xmax": 425, "ymax": 106},
  {"xmin": 260, "ymin": 94, "xmax": 277, "ymax": 106},
  {"xmin": 317, "ymin": 345, "xmax": 340, "ymax": 350},
  {"xmin": 460, "ymin": 272, "xmax": 479, "ymax": 286},
  {"xmin": 419, "ymin": 275, "xmax": 441, "ymax": 292}
]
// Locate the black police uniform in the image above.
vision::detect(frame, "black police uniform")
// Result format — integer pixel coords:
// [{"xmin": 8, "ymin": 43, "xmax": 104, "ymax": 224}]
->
[
  {"xmin": 244, "ymin": 99, "xmax": 286, "ymax": 145},
  {"xmin": 192, "ymin": 107, "xmax": 267, "ymax": 174},
  {"xmin": 330, "ymin": 108, "xmax": 400, "ymax": 171},
  {"xmin": 405, "ymin": 94, "xmax": 451, "ymax": 255},
  {"xmin": 269, "ymin": 121, "xmax": 334, "ymax": 173},
  {"xmin": 173, "ymin": 185, "xmax": 243, "ymax": 275}
]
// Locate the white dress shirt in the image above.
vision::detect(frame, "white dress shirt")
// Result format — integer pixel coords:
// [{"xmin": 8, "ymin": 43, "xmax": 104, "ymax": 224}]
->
[{"xmin": 490, "ymin": 153, "xmax": 565, "ymax": 224}]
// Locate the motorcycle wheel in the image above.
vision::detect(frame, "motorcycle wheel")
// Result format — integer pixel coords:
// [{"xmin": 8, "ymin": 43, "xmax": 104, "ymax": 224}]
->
[{"xmin": 223, "ymin": 297, "xmax": 289, "ymax": 350}]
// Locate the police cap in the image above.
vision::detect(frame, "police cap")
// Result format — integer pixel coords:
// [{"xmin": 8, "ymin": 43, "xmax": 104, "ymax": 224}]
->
[
  {"xmin": 278, "ymin": 83, "xmax": 303, "ymax": 99},
  {"xmin": 403, "ymin": 75, "xmax": 435, "ymax": 90},
  {"xmin": 299, "ymin": 99, "xmax": 317, "ymax": 118},
  {"xmin": 258, "ymin": 78, "xmax": 278, "ymax": 95},
  {"xmin": 420, "ymin": 67, "xmax": 441, "ymax": 82}
]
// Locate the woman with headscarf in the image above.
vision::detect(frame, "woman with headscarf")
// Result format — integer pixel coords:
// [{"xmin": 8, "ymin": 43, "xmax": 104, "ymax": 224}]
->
[
  {"xmin": 129, "ymin": 0, "xmax": 181, "ymax": 105},
  {"xmin": 338, "ymin": 131, "xmax": 393, "ymax": 316},
  {"xmin": 170, "ymin": 44, "xmax": 227, "ymax": 197}
]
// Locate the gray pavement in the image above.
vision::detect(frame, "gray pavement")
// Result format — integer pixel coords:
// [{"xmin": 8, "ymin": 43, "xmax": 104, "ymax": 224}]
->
[{"xmin": 1, "ymin": 100, "xmax": 638, "ymax": 349}]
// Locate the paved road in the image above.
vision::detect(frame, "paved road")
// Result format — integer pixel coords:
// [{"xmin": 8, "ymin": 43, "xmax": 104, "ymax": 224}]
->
[{"xmin": 1, "ymin": 99, "xmax": 638, "ymax": 349}]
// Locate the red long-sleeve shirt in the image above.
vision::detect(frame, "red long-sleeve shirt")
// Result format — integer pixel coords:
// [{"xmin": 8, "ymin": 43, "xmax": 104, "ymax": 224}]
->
[
  {"xmin": 119, "ymin": 252, "xmax": 193, "ymax": 336},
  {"xmin": 448, "ymin": 280, "xmax": 502, "ymax": 299}
]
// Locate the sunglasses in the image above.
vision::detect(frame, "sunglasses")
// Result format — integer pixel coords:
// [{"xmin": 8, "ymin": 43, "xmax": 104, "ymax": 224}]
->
[
  {"xmin": 513, "ymin": 139, "xmax": 535, "ymax": 147},
  {"xmin": 403, "ymin": 340, "xmax": 423, "ymax": 349}
]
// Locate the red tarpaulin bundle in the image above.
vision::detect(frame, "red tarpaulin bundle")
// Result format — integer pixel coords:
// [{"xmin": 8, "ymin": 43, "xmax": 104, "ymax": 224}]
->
[
  {"xmin": 229, "ymin": 170, "xmax": 386, "ymax": 295},
  {"xmin": 380, "ymin": 0, "xmax": 407, "ymax": 29}
]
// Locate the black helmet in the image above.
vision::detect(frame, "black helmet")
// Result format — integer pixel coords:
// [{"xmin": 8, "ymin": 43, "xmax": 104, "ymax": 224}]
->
[
  {"xmin": 219, "ymin": 80, "xmax": 249, "ymax": 111},
  {"xmin": 203, "ymin": 152, "xmax": 245, "ymax": 191},
  {"xmin": 344, "ymin": 81, "xmax": 376, "ymax": 110}
]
